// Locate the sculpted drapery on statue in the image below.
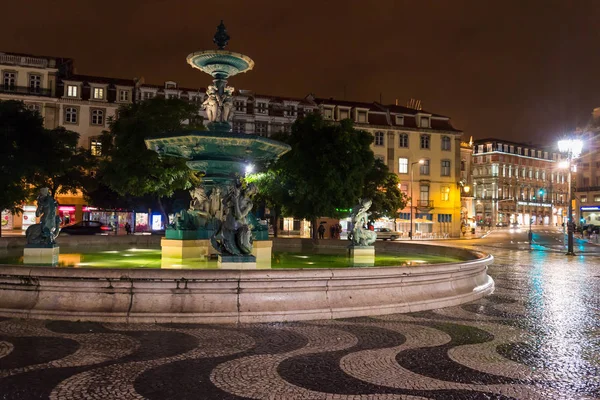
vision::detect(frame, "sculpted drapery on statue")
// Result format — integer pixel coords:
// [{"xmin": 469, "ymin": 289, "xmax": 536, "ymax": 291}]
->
[
  {"xmin": 26, "ymin": 188, "xmax": 61, "ymax": 246},
  {"xmin": 211, "ymin": 180, "xmax": 257, "ymax": 256},
  {"xmin": 349, "ymin": 198, "xmax": 377, "ymax": 246},
  {"xmin": 202, "ymin": 84, "xmax": 235, "ymax": 123}
]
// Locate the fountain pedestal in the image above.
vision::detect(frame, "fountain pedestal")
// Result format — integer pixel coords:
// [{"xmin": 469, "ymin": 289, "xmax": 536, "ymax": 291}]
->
[
  {"xmin": 161, "ymin": 238, "xmax": 213, "ymax": 259},
  {"xmin": 348, "ymin": 246, "xmax": 375, "ymax": 267},
  {"xmin": 218, "ymin": 254, "xmax": 256, "ymax": 269},
  {"xmin": 252, "ymin": 240, "xmax": 272, "ymax": 268},
  {"xmin": 23, "ymin": 245, "xmax": 59, "ymax": 265}
]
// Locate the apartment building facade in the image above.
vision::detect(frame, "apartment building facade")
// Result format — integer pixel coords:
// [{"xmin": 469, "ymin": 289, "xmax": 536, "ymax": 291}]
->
[{"xmin": 471, "ymin": 139, "xmax": 569, "ymax": 227}]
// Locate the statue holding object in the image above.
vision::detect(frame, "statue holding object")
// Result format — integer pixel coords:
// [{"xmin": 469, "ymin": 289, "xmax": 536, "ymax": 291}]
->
[
  {"xmin": 349, "ymin": 198, "xmax": 377, "ymax": 246},
  {"xmin": 26, "ymin": 188, "xmax": 61, "ymax": 246}
]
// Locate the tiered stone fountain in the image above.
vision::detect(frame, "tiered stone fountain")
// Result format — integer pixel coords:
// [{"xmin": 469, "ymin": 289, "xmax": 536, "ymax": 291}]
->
[{"xmin": 145, "ymin": 21, "xmax": 290, "ymax": 269}]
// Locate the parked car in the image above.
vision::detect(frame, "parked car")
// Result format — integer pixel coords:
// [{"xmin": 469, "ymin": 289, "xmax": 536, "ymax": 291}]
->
[
  {"xmin": 60, "ymin": 221, "xmax": 113, "ymax": 235},
  {"xmin": 495, "ymin": 222, "xmax": 508, "ymax": 227},
  {"xmin": 375, "ymin": 227, "xmax": 401, "ymax": 241}
]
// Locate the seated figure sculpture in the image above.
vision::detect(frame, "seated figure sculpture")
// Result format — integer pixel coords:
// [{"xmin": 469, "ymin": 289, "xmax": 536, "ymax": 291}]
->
[
  {"xmin": 26, "ymin": 188, "xmax": 61, "ymax": 246},
  {"xmin": 349, "ymin": 198, "xmax": 377, "ymax": 246}
]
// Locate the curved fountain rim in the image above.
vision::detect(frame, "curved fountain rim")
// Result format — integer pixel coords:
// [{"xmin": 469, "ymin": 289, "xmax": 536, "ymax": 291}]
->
[
  {"xmin": 186, "ymin": 50, "xmax": 255, "ymax": 73},
  {"xmin": 0, "ymin": 242, "xmax": 493, "ymax": 275}
]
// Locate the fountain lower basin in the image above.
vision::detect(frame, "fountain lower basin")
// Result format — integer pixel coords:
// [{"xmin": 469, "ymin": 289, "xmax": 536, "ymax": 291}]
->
[{"xmin": 0, "ymin": 238, "xmax": 494, "ymax": 324}]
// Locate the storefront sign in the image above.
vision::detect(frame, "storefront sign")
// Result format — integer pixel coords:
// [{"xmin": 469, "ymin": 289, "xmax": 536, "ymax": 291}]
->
[
  {"xmin": 21, "ymin": 205, "xmax": 37, "ymax": 230},
  {"xmin": 581, "ymin": 206, "xmax": 600, "ymax": 211},
  {"xmin": 1, "ymin": 210, "xmax": 13, "ymax": 230},
  {"xmin": 151, "ymin": 214, "xmax": 162, "ymax": 230},
  {"xmin": 517, "ymin": 201, "xmax": 552, "ymax": 207}
]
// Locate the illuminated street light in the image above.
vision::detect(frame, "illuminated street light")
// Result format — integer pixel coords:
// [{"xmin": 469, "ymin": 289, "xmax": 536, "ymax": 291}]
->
[{"xmin": 557, "ymin": 138, "xmax": 583, "ymax": 256}]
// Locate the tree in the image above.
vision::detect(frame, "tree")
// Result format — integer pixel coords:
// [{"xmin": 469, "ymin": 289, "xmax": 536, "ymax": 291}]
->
[
  {"xmin": 0, "ymin": 101, "xmax": 47, "ymax": 224},
  {"xmin": 246, "ymin": 169, "xmax": 292, "ymax": 237},
  {"xmin": 268, "ymin": 113, "xmax": 375, "ymax": 239},
  {"xmin": 34, "ymin": 127, "xmax": 97, "ymax": 198},
  {"xmin": 98, "ymin": 97, "xmax": 203, "ymax": 224},
  {"xmin": 363, "ymin": 158, "xmax": 409, "ymax": 220}
]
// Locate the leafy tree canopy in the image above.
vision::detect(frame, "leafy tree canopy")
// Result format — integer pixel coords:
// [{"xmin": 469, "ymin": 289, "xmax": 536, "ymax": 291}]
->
[
  {"xmin": 363, "ymin": 158, "xmax": 409, "ymax": 220},
  {"xmin": 258, "ymin": 114, "xmax": 374, "ymax": 237},
  {"xmin": 97, "ymin": 97, "xmax": 203, "ymax": 220}
]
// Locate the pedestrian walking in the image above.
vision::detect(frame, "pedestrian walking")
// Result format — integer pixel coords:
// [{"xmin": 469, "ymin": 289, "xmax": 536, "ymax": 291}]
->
[
  {"xmin": 125, "ymin": 222, "xmax": 132, "ymax": 235},
  {"xmin": 318, "ymin": 223, "xmax": 325, "ymax": 239}
]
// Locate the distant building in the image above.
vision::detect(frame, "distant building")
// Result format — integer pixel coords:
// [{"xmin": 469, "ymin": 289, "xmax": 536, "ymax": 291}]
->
[
  {"xmin": 1, "ymin": 50, "xmax": 465, "ymax": 237},
  {"xmin": 471, "ymin": 139, "xmax": 569, "ymax": 227},
  {"xmin": 573, "ymin": 107, "xmax": 600, "ymax": 226}
]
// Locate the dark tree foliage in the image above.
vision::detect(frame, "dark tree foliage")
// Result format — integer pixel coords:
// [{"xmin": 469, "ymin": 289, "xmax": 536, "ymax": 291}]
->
[
  {"xmin": 0, "ymin": 100, "xmax": 46, "ymax": 216},
  {"xmin": 97, "ymin": 97, "xmax": 202, "ymax": 223},
  {"xmin": 265, "ymin": 113, "xmax": 375, "ymax": 238},
  {"xmin": 363, "ymin": 158, "xmax": 409, "ymax": 220},
  {"xmin": 0, "ymin": 101, "xmax": 95, "ymax": 236}
]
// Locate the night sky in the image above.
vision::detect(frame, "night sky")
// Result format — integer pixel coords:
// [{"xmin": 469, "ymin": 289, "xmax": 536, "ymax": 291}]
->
[{"xmin": 2, "ymin": 0, "xmax": 600, "ymax": 144}]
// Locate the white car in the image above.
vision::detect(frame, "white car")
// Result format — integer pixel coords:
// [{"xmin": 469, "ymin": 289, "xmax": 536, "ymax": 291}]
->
[{"xmin": 375, "ymin": 228, "xmax": 401, "ymax": 241}]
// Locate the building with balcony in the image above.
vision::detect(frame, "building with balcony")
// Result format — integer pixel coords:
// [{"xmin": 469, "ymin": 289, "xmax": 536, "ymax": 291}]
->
[
  {"xmin": 572, "ymin": 107, "xmax": 600, "ymax": 226},
  {"xmin": 0, "ymin": 52, "xmax": 72, "ymax": 129},
  {"xmin": 471, "ymin": 139, "xmax": 569, "ymax": 227}
]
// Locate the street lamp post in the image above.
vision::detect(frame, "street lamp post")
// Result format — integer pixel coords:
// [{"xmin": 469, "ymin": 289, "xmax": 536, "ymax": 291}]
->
[
  {"xmin": 557, "ymin": 139, "xmax": 583, "ymax": 256},
  {"xmin": 409, "ymin": 159, "xmax": 425, "ymax": 240}
]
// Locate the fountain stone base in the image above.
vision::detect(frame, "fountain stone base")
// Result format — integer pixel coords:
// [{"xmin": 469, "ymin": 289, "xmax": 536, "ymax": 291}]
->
[
  {"xmin": 23, "ymin": 244, "xmax": 59, "ymax": 265},
  {"xmin": 218, "ymin": 254, "xmax": 257, "ymax": 269},
  {"xmin": 348, "ymin": 245, "xmax": 375, "ymax": 267},
  {"xmin": 161, "ymin": 238, "xmax": 214, "ymax": 259}
]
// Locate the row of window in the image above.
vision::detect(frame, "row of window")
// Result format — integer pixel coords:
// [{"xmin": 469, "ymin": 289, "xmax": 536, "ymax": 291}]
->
[
  {"xmin": 65, "ymin": 84, "xmax": 130, "ymax": 102},
  {"xmin": 2, "ymin": 71, "xmax": 42, "ymax": 90},
  {"xmin": 475, "ymin": 142, "xmax": 555, "ymax": 161},
  {"xmin": 473, "ymin": 165, "xmax": 565, "ymax": 183},
  {"xmin": 374, "ymin": 132, "xmax": 452, "ymax": 150},
  {"xmin": 398, "ymin": 158, "xmax": 452, "ymax": 177},
  {"xmin": 64, "ymin": 107, "xmax": 106, "ymax": 126}
]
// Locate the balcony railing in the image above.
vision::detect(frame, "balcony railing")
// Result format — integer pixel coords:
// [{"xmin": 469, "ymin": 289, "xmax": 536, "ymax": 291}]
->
[
  {"xmin": 415, "ymin": 200, "xmax": 434, "ymax": 209},
  {"xmin": 0, "ymin": 85, "xmax": 52, "ymax": 97}
]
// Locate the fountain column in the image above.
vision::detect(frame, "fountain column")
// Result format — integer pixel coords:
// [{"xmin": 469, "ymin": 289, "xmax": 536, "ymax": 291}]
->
[{"xmin": 145, "ymin": 21, "xmax": 290, "ymax": 269}]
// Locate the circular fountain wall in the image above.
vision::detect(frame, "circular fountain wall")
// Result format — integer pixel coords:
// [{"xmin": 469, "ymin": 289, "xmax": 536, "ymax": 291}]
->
[{"xmin": 0, "ymin": 238, "xmax": 494, "ymax": 323}]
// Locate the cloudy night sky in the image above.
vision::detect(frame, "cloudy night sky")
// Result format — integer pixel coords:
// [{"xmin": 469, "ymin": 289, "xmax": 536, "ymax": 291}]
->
[{"xmin": 2, "ymin": 0, "xmax": 600, "ymax": 144}]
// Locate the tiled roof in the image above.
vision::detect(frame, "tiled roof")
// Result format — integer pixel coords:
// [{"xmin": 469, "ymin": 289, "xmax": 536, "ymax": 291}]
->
[
  {"xmin": 367, "ymin": 113, "xmax": 390, "ymax": 126},
  {"xmin": 64, "ymin": 74, "xmax": 135, "ymax": 87}
]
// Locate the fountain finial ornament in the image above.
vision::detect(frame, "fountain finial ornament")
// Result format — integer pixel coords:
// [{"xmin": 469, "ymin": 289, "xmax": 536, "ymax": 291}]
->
[{"xmin": 213, "ymin": 20, "xmax": 230, "ymax": 49}]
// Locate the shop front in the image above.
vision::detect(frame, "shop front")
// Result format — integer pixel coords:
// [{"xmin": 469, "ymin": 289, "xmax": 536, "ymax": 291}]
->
[
  {"xmin": 1, "ymin": 210, "xmax": 13, "ymax": 231},
  {"xmin": 83, "ymin": 207, "xmax": 139, "ymax": 234},
  {"xmin": 58, "ymin": 205, "xmax": 77, "ymax": 226},
  {"xmin": 580, "ymin": 205, "xmax": 600, "ymax": 227},
  {"xmin": 21, "ymin": 205, "xmax": 37, "ymax": 231}
]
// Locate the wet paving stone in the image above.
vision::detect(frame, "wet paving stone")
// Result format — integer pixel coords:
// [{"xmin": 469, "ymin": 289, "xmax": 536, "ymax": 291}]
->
[{"xmin": 1, "ymin": 247, "xmax": 600, "ymax": 399}]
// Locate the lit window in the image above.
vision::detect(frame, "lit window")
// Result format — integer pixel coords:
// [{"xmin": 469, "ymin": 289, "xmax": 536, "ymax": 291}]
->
[
  {"xmin": 398, "ymin": 157, "xmax": 408, "ymax": 174},
  {"xmin": 256, "ymin": 103, "xmax": 268, "ymax": 114},
  {"xmin": 399, "ymin": 133, "xmax": 408, "ymax": 148},
  {"xmin": 581, "ymin": 197, "xmax": 587, "ymax": 203},
  {"xmin": 441, "ymin": 136, "xmax": 451, "ymax": 151},
  {"xmin": 65, "ymin": 107, "xmax": 78, "ymax": 124},
  {"xmin": 93, "ymin": 87, "xmax": 104, "ymax": 99},
  {"xmin": 233, "ymin": 120, "xmax": 245, "ymax": 133},
  {"xmin": 594, "ymin": 195, "xmax": 600, "ymax": 202},
  {"xmin": 67, "ymin": 85, "xmax": 78, "ymax": 97},
  {"xmin": 420, "ymin": 134, "xmax": 430, "ymax": 149},
  {"xmin": 374, "ymin": 131, "xmax": 385, "ymax": 146},
  {"xmin": 90, "ymin": 138, "xmax": 102, "ymax": 156},
  {"xmin": 441, "ymin": 186, "xmax": 450, "ymax": 201},
  {"xmin": 441, "ymin": 160, "xmax": 451, "ymax": 176},
  {"xmin": 29, "ymin": 74, "xmax": 41, "ymax": 93},
  {"xmin": 255, "ymin": 121, "xmax": 268, "ymax": 136},
  {"xmin": 91, "ymin": 109, "xmax": 104, "ymax": 125},
  {"xmin": 119, "ymin": 90, "xmax": 129, "ymax": 102},
  {"xmin": 27, "ymin": 103, "xmax": 41, "ymax": 114},
  {"xmin": 3, "ymin": 71, "xmax": 16, "ymax": 89},
  {"xmin": 420, "ymin": 159, "xmax": 430, "ymax": 175}
]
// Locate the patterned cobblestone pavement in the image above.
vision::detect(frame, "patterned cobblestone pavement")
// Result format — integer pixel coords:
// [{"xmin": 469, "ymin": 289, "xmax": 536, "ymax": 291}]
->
[{"xmin": 1, "ymin": 247, "xmax": 599, "ymax": 399}]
